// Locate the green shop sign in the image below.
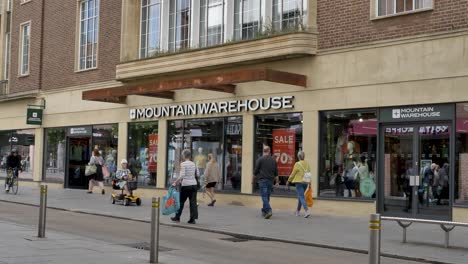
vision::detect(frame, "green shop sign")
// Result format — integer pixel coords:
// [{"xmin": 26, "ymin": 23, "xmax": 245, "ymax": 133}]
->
[{"xmin": 26, "ymin": 108, "xmax": 43, "ymax": 125}]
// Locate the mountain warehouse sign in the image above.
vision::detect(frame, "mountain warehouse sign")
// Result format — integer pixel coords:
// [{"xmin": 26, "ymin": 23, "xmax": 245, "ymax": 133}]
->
[
  {"xmin": 130, "ymin": 96, "xmax": 294, "ymax": 120},
  {"xmin": 380, "ymin": 104, "xmax": 454, "ymax": 122}
]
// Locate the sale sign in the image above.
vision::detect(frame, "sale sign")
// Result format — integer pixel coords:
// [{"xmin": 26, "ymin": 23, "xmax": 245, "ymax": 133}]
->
[
  {"xmin": 148, "ymin": 134, "xmax": 158, "ymax": 173},
  {"xmin": 272, "ymin": 128, "xmax": 296, "ymax": 176}
]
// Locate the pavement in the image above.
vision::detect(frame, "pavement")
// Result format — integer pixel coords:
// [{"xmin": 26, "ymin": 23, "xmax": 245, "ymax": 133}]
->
[
  {"xmin": 0, "ymin": 220, "xmax": 202, "ymax": 264},
  {"xmin": 1, "ymin": 186, "xmax": 468, "ymax": 264}
]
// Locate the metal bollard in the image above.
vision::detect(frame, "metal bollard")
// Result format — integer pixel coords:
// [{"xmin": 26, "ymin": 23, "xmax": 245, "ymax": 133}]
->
[
  {"xmin": 369, "ymin": 214, "xmax": 381, "ymax": 264},
  {"xmin": 38, "ymin": 185, "xmax": 48, "ymax": 238},
  {"xmin": 150, "ymin": 197, "xmax": 161, "ymax": 263}
]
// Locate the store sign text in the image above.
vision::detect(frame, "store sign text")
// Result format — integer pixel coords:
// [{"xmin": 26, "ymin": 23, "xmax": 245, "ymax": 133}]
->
[
  {"xmin": 129, "ymin": 96, "xmax": 294, "ymax": 120},
  {"xmin": 392, "ymin": 107, "xmax": 440, "ymax": 119}
]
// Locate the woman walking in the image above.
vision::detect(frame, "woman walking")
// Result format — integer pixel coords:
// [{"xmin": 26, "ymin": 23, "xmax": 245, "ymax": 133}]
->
[
  {"xmin": 87, "ymin": 149, "xmax": 105, "ymax": 195},
  {"xmin": 204, "ymin": 153, "xmax": 220, "ymax": 206},
  {"xmin": 171, "ymin": 149, "xmax": 199, "ymax": 224},
  {"xmin": 286, "ymin": 151, "xmax": 311, "ymax": 218}
]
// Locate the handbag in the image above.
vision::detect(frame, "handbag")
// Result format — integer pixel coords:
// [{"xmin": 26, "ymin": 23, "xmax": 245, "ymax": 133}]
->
[
  {"xmin": 298, "ymin": 162, "xmax": 312, "ymax": 183},
  {"xmin": 305, "ymin": 185, "xmax": 314, "ymax": 207},
  {"xmin": 85, "ymin": 164, "xmax": 97, "ymax": 176},
  {"xmin": 102, "ymin": 165, "xmax": 110, "ymax": 179},
  {"xmin": 162, "ymin": 187, "xmax": 180, "ymax": 215}
]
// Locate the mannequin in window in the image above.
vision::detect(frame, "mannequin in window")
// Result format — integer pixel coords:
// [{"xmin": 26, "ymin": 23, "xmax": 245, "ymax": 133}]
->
[
  {"xmin": 335, "ymin": 129, "xmax": 347, "ymax": 166},
  {"xmin": 343, "ymin": 141, "xmax": 359, "ymax": 197}
]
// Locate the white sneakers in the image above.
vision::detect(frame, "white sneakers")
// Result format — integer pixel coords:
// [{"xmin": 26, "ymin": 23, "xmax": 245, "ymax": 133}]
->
[
  {"xmin": 5, "ymin": 186, "xmax": 9, "ymax": 192},
  {"xmin": 294, "ymin": 211, "xmax": 300, "ymax": 217},
  {"xmin": 295, "ymin": 211, "xmax": 311, "ymax": 218}
]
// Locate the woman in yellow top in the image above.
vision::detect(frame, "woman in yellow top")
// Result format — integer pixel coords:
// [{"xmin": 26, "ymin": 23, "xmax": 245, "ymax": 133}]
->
[{"xmin": 286, "ymin": 151, "xmax": 311, "ymax": 218}]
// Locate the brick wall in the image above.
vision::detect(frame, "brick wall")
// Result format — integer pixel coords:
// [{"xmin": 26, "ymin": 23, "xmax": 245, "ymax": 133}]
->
[
  {"xmin": 9, "ymin": 0, "xmax": 43, "ymax": 94},
  {"xmin": 318, "ymin": 0, "xmax": 468, "ymax": 49},
  {"xmin": 41, "ymin": 0, "xmax": 121, "ymax": 90},
  {"xmin": 9, "ymin": 0, "xmax": 121, "ymax": 94}
]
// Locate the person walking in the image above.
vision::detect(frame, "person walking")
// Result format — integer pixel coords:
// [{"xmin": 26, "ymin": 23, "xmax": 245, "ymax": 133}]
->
[
  {"xmin": 204, "ymin": 153, "xmax": 220, "ymax": 206},
  {"xmin": 286, "ymin": 151, "xmax": 311, "ymax": 218},
  {"xmin": 87, "ymin": 149, "xmax": 105, "ymax": 195},
  {"xmin": 253, "ymin": 146, "xmax": 279, "ymax": 219},
  {"xmin": 171, "ymin": 149, "xmax": 199, "ymax": 224}
]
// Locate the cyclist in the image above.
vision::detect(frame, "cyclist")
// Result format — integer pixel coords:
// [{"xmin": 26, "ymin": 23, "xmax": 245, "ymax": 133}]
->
[{"xmin": 5, "ymin": 149, "xmax": 22, "ymax": 192}]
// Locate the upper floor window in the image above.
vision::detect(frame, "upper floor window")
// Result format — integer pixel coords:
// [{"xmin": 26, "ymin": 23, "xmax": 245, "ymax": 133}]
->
[
  {"xmin": 19, "ymin": 22, "xmax": 30, "ymax": 76},
  {"xmin": 377, "ymin": 0, "xmax": 433, "ymax": 17},
  {"xmin": 234, "ymin": 0, "xmax": 261, "ymax": 41},
  {"xmin": 169, "ymin": 0, "xmax": 191, "ymax": 52},
  {"xmin": 273, "ymin": 0, "xmax": 304, "ymax": 31},
  {"xmin": 200, "ymin": 0, "xmax": 224, "ymax": 48},
  {"xmin": 79, "ymin": 0, "xmax": 99, "ymax": 70},
  {"xmin": 140, "ymin": 0, "xmax": 161, "ymax": 58}
]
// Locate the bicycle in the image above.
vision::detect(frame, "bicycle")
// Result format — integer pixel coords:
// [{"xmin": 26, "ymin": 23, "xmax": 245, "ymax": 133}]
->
[{"xmin": 5, "ymin": 167, "xmax": 19, "ymax": 194}]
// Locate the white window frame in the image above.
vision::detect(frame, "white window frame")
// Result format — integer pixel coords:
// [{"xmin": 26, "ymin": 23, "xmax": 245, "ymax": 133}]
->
[
  {"xmin": 199, "ymin": 0, "xmax": 225, "ymax": 48},
  {"xmin": 19, "ymin": 22, "xmax": 30, "ymax": 76},
  {"xmin": 234, "ymin": 0, "xmax": 262, "ymax": 41},
  {"xmin": 272, "ymin": 0, "xmax": 305, "ymax": 31},
  {"xmin": 168, "ymin": 0, "xmax": 192, "ymax": 52},
  {"xmin": 376, "ymin": 0, "xmax": 433, "ymax": 18},
  {"xmin": 78, "ymin": 0, "xmax": 99, "ymax": 71},
  {"xmin": 140, "ymin": 0, "xmax": 162, "ymax": 58}
]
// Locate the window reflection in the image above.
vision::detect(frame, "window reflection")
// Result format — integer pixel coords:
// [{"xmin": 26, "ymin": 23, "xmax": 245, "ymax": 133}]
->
[
  {"xmin": 200, "ymin": 0, "xmax": 224, "ymax": 48},
  {"xmin": 319, "ymin": 111, "xmax": 377, "ymax": 199},
  {"xmin": 169, "ymin": 0, "xmax": 191, "ymax": 52},
  {"xmin": 140, "ymin": 0, "xmax": 162, "ymax": 58},
  {"xmin": 234, "ymin": 0, "xmax": 261, "ymax": 41}
]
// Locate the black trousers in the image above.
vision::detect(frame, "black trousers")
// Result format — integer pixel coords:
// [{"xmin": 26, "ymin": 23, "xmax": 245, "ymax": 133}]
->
[{"xmin": 175, "ymin": 185, "xmax": 198, "ymax": 220}]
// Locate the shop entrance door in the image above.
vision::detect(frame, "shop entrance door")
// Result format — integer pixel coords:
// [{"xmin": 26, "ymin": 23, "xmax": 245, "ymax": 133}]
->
[
  {"xmin": 381, "ymin": 124, "xmax": 451, "ymax": 220},
  {"xmin": 66, "ymin": 137, "xmax": 91, "ymax": 189}
]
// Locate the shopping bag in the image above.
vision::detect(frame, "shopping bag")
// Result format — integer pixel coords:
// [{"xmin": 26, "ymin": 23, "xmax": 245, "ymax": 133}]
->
[
  {"xmin": 85, "ymin": 165, "xmax": 97, "ymax": 176},
  {"xmin": 305, "ymin": 186, "xmax": 314, "ymax": 208},
  {"xmin": 102, "ymin": 166, "xmax": 110, "ymax": 179},
  {"xmin": 162, "ymin": 187, "xmax": 180, "ymax": 215}
]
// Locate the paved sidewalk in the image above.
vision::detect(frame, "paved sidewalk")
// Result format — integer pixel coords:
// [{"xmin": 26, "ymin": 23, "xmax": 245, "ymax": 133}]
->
[
  {"xmin": 0, "ymin": 220, "xmax": 200, "ymax": 264},
  {"xmin": 1, "ymin": 186, "xmax": 468, "ymax": 263}
]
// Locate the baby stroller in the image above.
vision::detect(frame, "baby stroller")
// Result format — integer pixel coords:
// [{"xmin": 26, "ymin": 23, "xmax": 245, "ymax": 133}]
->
[{"xmin": 111, "ymin": 178, "xmax": 142, "ymax": 206}]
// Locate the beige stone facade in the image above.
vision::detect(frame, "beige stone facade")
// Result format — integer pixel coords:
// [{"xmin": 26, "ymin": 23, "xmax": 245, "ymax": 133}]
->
[{"xmin": 0, "ymin": 0, "xmax": 468, "ymax": 219}]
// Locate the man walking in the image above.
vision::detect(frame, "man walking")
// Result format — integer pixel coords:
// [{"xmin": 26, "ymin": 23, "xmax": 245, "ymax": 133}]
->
[{"xmin": 254, "ymin": 146, "xmax": 279, "ymax": 219}]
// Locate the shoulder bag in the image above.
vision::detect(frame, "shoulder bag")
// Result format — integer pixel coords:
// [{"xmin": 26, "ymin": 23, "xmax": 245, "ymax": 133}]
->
[{"xmin": 299, "ymin": 161, "xmax": 312, "ymax": 184}]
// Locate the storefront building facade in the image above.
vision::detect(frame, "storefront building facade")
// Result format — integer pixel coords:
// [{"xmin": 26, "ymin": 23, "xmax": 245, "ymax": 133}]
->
[{"xmin": 1, "ymin": 0, "xmax": 468, "ymax": 220}]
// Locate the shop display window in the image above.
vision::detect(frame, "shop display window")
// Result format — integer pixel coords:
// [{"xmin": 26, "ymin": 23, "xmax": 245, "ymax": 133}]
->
[
  {"xmin": 94, "ymin": 124, "xmax": 119, "ymax": 185},
  {"xmin": 0, "ymin": 129, "xmax": 35, "ymax": 181},
  {"xmin": 319, "ymin": 110, "xmax": 377, "ymax": 199},
  {"xmin": 456, "ymin": 103, "xmax": 468, "ymax": 203},
  {"xmin": 254, "ymin": 113, "xmax": 303, "ymax": 196},
  {"xmin": 167, "ymin": 117, "xmax": 242, "ymax": 191},
  {"xmin": 127, "ymin": 122, "xmax": 158, "ymax": 188},
  {"xmin": 44, "ymin": 128, "xmax": 67, "ymax": 183}
]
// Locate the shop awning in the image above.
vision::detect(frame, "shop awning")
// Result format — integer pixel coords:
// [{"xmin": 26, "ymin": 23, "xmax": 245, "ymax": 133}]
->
[{"xmin": 82, "ymin": 68, "xmax": 307, "ymax": 104}]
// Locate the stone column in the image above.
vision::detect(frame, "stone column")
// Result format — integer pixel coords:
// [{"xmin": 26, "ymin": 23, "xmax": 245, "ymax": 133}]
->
[
  {"xmin": 156, "ymin": 120, "xmax": 168, "ymax": 189},
  {"xmin": 241, "ymin": 114, "xmax": 254, "ymax": 194},
  {"xmin": 117, "ymin": 122, "xmax": 128, "ymax": 168},
  {"xmin": 32, "ymin": 128, "xmax": 44, "ymax": 182},
  {"xmin": 303, "ymin": 111, "xmax": 318, "ymax": 197}
]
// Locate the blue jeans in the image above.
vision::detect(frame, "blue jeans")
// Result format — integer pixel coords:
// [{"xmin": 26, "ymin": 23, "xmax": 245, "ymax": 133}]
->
[
  {"xmin": 259, "ymin": 180, "xmax": 273, "ymax": 215},
  {"xmin": 295, "ymin": 183, "xmax": 308, "ymax": 212}
]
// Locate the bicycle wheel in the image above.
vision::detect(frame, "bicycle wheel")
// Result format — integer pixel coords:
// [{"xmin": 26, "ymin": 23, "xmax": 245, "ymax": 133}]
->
[{"xmin": 11, "ymin": 176, "xmax": 18, "ymax": 194}]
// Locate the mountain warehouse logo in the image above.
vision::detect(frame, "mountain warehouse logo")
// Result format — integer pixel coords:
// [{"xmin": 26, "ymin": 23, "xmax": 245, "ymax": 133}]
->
[{"xmin": 392, "ymin": 107, "xmax": 440, "ymax": 119}]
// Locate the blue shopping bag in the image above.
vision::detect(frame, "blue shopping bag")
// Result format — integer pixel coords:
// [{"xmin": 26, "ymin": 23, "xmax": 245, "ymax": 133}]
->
[{"xmin": 162, "ymin": 187, "xmax": 180, "ymax": 215}]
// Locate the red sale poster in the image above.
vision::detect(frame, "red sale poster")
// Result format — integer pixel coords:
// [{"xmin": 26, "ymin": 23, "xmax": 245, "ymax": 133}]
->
[
  {"xmin": 272, "ymin": 128, "xmax": 296, "ymax": 176},
  {"xmin": 148, "ymin": 134, "xmax": 158, "ymax": 173}
]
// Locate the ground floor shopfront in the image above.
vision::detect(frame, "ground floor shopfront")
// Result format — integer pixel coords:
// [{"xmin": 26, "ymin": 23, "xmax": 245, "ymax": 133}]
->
[{"xmin": 2, "ymin": 30, "xmax": 468, "ymax": 220}]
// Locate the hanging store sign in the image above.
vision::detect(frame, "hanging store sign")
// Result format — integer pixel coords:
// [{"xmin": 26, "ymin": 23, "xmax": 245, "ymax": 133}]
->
[
  {"xmin": 380, "ymin": 104, "xmax": 454, "ymax": 123},
  {"xmin": 26, "ymin": 108, "xmax": 43, "ymax": 125},
  {"xmin": 68, "ymin": 126, "xmax": 92, "ymax": 137},
  {"xmin": 129, "ymin": 96, "xmax": 294, "ymax": 120},
  {"xmin": 272, "ymin": 128, "xmax": 296, "ymax": 176}
]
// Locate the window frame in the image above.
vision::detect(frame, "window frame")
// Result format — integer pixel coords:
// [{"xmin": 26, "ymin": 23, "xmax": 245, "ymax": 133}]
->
[
  {"xmin": 375, "ymin": 0, "xmax": 434, "ymax": 19},
  {"xmin": 272, "ymin": 0, "xmax": 305, "ymax": 31},
  {"xmin": 168, "ymin": 0, "xmax": 192, "ymax": 52},
  {"xmin": 199, "ymin": 0, "xmax": 225, "ymax": 48},
  {"xmin": 77, "ymin": 0, "xmax": 100, "ymax": 71},
  {"xmin": 140, "ymin": 0, "xmax": 162, "ymax": 59},
  {"xmin": 234, "ymin": 0, "xmax": 262, "ymax": 41},
  {"xmin": 18, "ymin": 21, "xmax": 30, "ymax": 77}
]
